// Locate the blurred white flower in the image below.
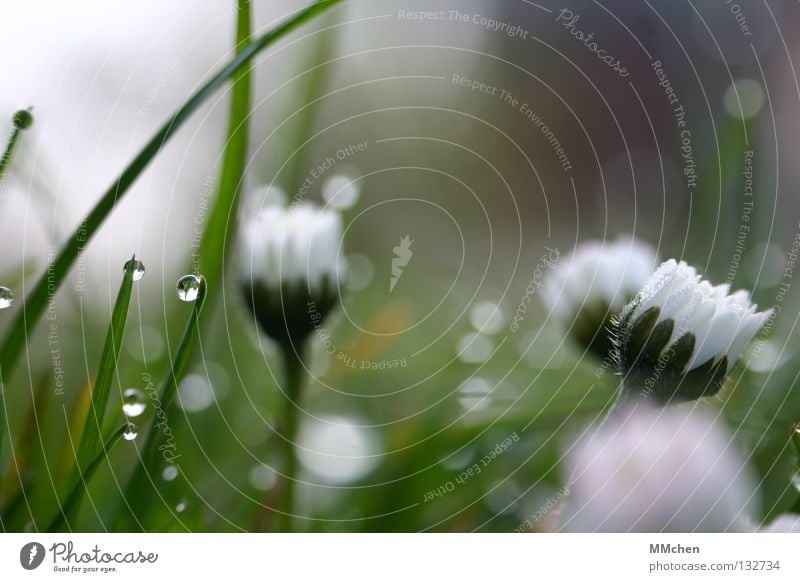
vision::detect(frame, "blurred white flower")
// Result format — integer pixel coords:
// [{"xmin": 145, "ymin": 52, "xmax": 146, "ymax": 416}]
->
[
  {"xmin": 615, "ymin": 259, "xmax": 773, "ymax": 403},
  {"xmin": 239, "ymin": 203, "xmax": 345, "ymax": 345},
  {"xmin": 541, "ymin": 235, "xmax": 658, "ymax": 356},
  {"xmin": 759, "ymin": 514, "xmax": 800, "ymax": 533},
  {"xmin": 560, "ymin": 404, "xmax": 758, "ymax": 532}
]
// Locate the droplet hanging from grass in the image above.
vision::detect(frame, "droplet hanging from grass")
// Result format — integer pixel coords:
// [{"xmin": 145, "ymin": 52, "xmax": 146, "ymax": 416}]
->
[
  {"xmin": 124, "ymin": 258, "xmax": 146, "ymax": 281},
  {"xmin": 0, "ymin": 287, "xmax": 14, "ymax": 309},
  {"xmin": 175, "ymin": 499, "xmax": 189, "ymax": 513},
  {"xmin": 122, "ymin": 388, "xmax": 146, "ymax": 417},
  {"xmin": 176, "ymin": 275, "xmax": 202, "ymax": 302},
  {"xmin": 122, "ymin": 423, "xmax": 139, "ymax": 441}
]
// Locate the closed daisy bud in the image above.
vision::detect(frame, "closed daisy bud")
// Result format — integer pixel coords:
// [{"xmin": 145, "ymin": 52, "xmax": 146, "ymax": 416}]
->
[
  {"xmin": 239, "ymin": 203, "xmax": 345, "ymax": 347},
  {"xmin": 614, "ymin": 259, "xmax": 773, "ymax": 404},
  {"xmin": 541, "ymin": 236, "xmax": 658, "ymax": 358}
]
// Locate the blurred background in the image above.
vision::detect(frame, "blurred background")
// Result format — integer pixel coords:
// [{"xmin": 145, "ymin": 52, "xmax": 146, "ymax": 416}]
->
[{"xmin": 1, "ymin": 0, "xmax": 800, "ymax": 531}]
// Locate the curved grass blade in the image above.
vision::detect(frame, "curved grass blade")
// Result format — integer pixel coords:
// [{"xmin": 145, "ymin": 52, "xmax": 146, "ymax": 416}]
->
[
  {"xmin": 0, "ymin": 0, "xmax": 343, "ymax": 461},
  {"xmin": 196, "ymin": 0, "xmax": 251, "ymax": 314},
  {"xmin": 115, "ymin": 277, "xmax": 207, "ymax": 530},
  {"xmin": 47, "ymin": 423, "xmax": 128, "ymax": 531},
  {"xmin": 43, "ymin": 256, "xmax": 137, "ymax": 529}
]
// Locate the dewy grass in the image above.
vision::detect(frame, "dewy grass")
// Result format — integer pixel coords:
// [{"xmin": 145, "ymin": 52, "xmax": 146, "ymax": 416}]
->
[
  {"xmin": 50, "ymin": 256, "xmax": 137, "ymax": 527},
  {"xmin": 0, "ymin": 0, "xmax": 342, "ymax": 467},
  {"xmin": 115, "ymin": 277, "xmax": 207, "ymax": 530},
  {"xmin": 196, "ymin": 0, "xmax": 251, "ymax": 317},
  {"xmin": 47, "ymin": 423, "xmax": 130, "ymax": 531}
]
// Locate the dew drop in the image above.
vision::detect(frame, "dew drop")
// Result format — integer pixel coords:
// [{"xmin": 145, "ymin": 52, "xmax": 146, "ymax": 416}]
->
[
  {"xmin": 162, "ymin": 464, "xmax": 179, "ymax": 482},
  {"xmin": 124, "ymin": 258, "xmax": 146, "ymax": 281},
  {"xmin": 122, "ymin": 388, "xmax": 146, "ymax": 417},
  {"xmin": 122, "ymin": 423, "xmax": 139, "ymax": 441},
  {"xmin": 0, "ymin": 287, "xmax": 14, "ymax": 309},
  {"xmin": 175, "ymin": 499, "xmax": 189, "ymax": 513},
  {"xmin": 176, "ymin": 275, "xmax": 202, "ymax": 302}
]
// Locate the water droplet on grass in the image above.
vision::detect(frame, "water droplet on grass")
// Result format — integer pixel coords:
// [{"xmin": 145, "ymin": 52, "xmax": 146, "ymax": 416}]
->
[
  {"xmin": 0, "ymin": 287, "xmax": 14, "ymax": 309},
  {"xmin": 124, "ymin": 258, "xmax": 146, "ymax": 281},
  {"xmin": 123, "ymin": 423, "xmax": 139, "ymax": 441},
  {"xmin": 122, "ymin": 388, "xmax": 146, "ymax": 417},
  {"xmin": 176, "ymin": 275, "xmax": 202, "ymax": 302}
]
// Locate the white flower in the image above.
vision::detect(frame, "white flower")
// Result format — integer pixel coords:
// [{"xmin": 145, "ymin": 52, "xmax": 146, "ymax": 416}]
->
[
  {"xmin": 759, "ymin": 514, "xmax": 800, "ymax": 532},
  {"xmin": 241, "ymin": 203, "xmax": 345, "ymax": 294},
  {"xmin": 239, "ymin": 203, "xmax": 345, "ymax": 345},
  {"xmin": 541, "ymin": 236, "xmax": 658, "ymax": 356},
  {"xmin": 559, "ymin": 404, "xmax": 758, "ymax": 532},
  {"xmin": 615, "ymin": 259, "xmax": 772, "ymax": 402}
]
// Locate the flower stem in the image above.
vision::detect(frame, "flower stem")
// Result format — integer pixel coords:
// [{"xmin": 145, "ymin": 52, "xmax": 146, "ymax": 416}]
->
[{"xmin": 278, "ymin": 344, "xmax": 305, "ymax": 533}]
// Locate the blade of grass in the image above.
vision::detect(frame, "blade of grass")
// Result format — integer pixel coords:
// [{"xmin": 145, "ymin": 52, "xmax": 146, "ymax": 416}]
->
[
  {"xmin": 73, "ymin": 257, "xmax": 136, "ymax": 473},
  {"xmin": 196, "ymin": 0, "xmax": 251, "ymax": 316},
  {"xmin": 50, "ymin": 255, "xmax": 136, "ymax": 528},
  {"xmin": 0, "ymin": 0, "xmax": 343, "ymax": 463},
  {"xmin": 47, "ymin": 423, "xmax": 129, "ymax": 531},
  {"xmin": 688, "ymin": 114, "xmax": 754, "ymax": 274},
  {"xmin": 284, "ymin": 11, "xmax": 337, "ymax": 197},
  {"xmin": 115, "ymin": 277, "xmax": 207, "ymax": 530}
]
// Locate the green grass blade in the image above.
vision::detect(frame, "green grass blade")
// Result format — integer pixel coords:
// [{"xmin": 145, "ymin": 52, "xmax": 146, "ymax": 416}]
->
[
  {"xmin": 47, "ymin": 423, "xmax": 128, "ymax": 531},
  {"xmin": 688, "ymin": 114, "xmax": 753, "ymax": 273},
  {"xmin": 73, "ymin": 257, "xmax": 136, "ymax": 473},
  {"xmin": 285, "ymin": 13, "xmax": 336, "ymax": 196},
  {"xmin": 196, "ymin": 0, "xmax": 251, "ymax": 317},
  {"xmin": 115, "ymin": 277, "xmax": 207, "ymax": 530},
  {"xmin": 0, "ymin": 0, "xmax": 342, "ymax": 462}
]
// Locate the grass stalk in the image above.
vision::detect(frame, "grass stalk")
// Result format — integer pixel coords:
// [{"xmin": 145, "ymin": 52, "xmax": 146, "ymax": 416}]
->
[
  {"xmin": 47, "ymin": 423, "xmax": 129, "ymax": 531},
  {"xmin": 115, "ymin": 277, "xmax": 207, "ymax": 530},
  {"xmin": 0, "ymin": 0, "xmax": 343, "ymax": 464},
  {"xmin": 196, "ymin": 0, "xmax": 252, "ymax": 317}
]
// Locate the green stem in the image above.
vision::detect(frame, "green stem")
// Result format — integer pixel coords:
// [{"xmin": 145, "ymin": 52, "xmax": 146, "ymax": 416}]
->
[
  {"xmin": 47, "ymin": 424, "xmax": 128, "ymax": 531},
  {"xmin": 0, "ymin": 110, "xmax": 32, "ymax": 184},
  {"xmin": 0, "ymin": 0, "xmax": 342, "ymax": 465},
  {"xmin": 278, "ymin": 344, "xmax": 305, "ymax": 533},
  {"xmin": 196, "ymin": 0, "xmax": 251, "ymax": 317}
]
